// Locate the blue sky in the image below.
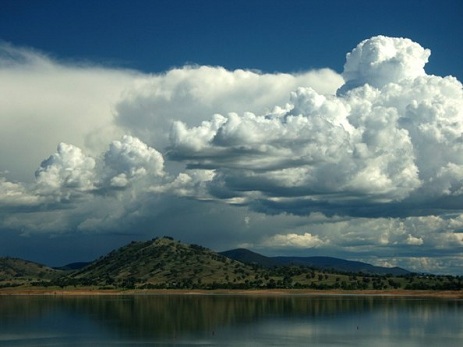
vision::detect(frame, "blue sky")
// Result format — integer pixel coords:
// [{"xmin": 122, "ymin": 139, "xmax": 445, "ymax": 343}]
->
[
  {"xmin": 2, "ymin": 0, "xmax": 462, "ymax": 77},
  {"xmin": 1, "ymin": 0, "xmax": 463, "ymax": 275}
]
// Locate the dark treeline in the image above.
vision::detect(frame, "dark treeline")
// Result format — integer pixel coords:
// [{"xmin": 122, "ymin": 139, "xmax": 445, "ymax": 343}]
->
[{"xmin": 29, "ymin": 265, "xmax": 463, "ymax": 291}]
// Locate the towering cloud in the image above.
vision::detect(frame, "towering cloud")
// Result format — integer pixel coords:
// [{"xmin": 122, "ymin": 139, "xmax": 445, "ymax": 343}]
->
[
  {"xmin": 36, "ymin": 143, "xmax": 97, "ymax": 196},
  {"xmin": 103, "ymin": 135, "xmax": 165, "ymax": 188},
  {"xmin": 339, "ymin": 36, "xmax": 430, "ymax": 93},
  {"xmin": 169, "ymin": 36, "xmax": 463, "ymax": 218},
  {"xmin": 1, "ymin": 36, "xmax": 462, "ymax": 274}
]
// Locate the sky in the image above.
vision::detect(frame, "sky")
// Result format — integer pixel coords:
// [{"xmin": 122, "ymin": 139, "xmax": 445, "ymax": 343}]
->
[{"xmin": 1, "ymin": 0, "xmax": 462, "ymax": 275}]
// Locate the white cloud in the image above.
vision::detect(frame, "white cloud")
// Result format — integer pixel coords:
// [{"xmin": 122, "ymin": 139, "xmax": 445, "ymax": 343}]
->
[
  {"xmin": 406, "ymin": 234, "xmax": 424, "ymax": 246},
  {"xmin": 1, "ymin": 37, "xmax": 463, "ymax": 274},
  {"xmin": 0, "ymin": 43, "xmax": 138, "ymax": 182},
  {"xmin": 149, "ymin": 169, "xmax": 214, "ymax": 198},
  {"xmin": 114, "ymin": 65, "xmax": 343, "ymax": 151},
  {"xmin": 339, "ymin": 35, "xmax": 430, "ymax": 94},
  {"xmin": 35, "ymin": 142, "xmax": 97, "ymax": 196},
  {"xmin": 103, "ymin": 135, "xmax": 165, "ymax": 188},
  {"xmin": 169, "ymin": 36, "xmax": 463, "ymax": 217},
  {"xmin": 262, "ymin": 232, "xmax": 327, "ymax": 248},
  {"xmin": 0, "ymin": 43, "xmax": 343, "ymax": 237},
  {"xmin": 0, "ymin": 177, "xmax": 41, "ymax": 208}
]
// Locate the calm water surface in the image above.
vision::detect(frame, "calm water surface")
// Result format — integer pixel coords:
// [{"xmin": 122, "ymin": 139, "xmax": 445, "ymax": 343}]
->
[{"xmin": 0, "ymin": 294, "xmax": 462, "ymax": 346}]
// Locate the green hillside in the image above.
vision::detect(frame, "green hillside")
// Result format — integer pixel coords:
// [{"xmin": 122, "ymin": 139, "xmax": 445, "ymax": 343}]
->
[
  {"xmin": 0, "ymin": 257, "xmax": 62, "ymax": 288},
  {"xmin": 66, "ymin": 237, "xmax": 265, "ymax": 289}
]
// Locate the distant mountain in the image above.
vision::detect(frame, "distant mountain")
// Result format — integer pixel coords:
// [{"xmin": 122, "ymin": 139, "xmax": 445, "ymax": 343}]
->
[
  {"xmin": 220, "ymin": 249, "xmax": 410, "ymax": 276},
  {"xmin": 274, "ymin": 256, "xmax": 410, "ymax": 276},
  {"xmin": 220, "ymin": 248, "xmax": 278, "ymax": 268}
]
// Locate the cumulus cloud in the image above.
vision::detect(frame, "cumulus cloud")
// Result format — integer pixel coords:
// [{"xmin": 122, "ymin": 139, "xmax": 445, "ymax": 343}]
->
[
  {"xmin": 103, "ymin": 135, "xmax": 165, "ymax": 188},
  {"xmin": 0, "ymin": 43, "xmax": 139, "ymax": 183},
  {"xmin": 262, "ymin": 232, "xmax": 327, "ymax": 248},
  {"xmin": 36, "ymin": 143, "xmax": 97, "ymax": 195},
  {"xmin": 114, "ymin": 65, "xmax": 343, "ymax": 150},
  {"xmin": 0, "ymin": 177, "xmax": 41, "ymax": 209},
  {"xmin": 0, "ymin": 135, "xmax": 169, "ymax": 239},
  {"xmin": 339, "ymin": 36, "xmax": 430, "ymax": 93},
  {"xmin": 0, "ymin": 42, "xmax": 343, "ymax": 229},
  {"xmin": 31, "ymin": 135, "xmax": 166, "ymax": 197},
  {"xmin": 2, "ymin": 37, "xmax": 463, "ymax": 274},
  {"xmin": 169, "ymin": 35, "xmax": 463, "ymax": 218},
  {"xmin": 406, "ymin": 234, "xmax": 423, "ymax": 246}
]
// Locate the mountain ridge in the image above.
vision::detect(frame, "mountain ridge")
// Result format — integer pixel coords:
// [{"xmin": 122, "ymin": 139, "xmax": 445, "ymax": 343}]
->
[
  {"xmin": 1, "ymin": 237, "xmax": 462, "ymax": 291},
  {"xmin": 219, "ymin": 248, "xmax": 410, "ymax": 276}
]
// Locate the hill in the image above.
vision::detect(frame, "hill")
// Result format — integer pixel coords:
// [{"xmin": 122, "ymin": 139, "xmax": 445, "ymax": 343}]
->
[
  {"xmin": 220, "ymin": 249, "xmax": 410, "ymax": 276},
  {"xmin": 66, "ymin": 237, "xmax": 264, "ymax": 289},
  {"xmin": 2, "ymin": 237, "xmax": 461, "ymax": 291},
  {"xmin": 273, "ymin": 256, "xmax": 410, "ymax": 276},
  {"xmin": 220, "ymin": 248, "xmax": 278, "ymax": 268},
  {"xmin": 0, "ymin": 257, "xmax": 63, "ymax": 288}
]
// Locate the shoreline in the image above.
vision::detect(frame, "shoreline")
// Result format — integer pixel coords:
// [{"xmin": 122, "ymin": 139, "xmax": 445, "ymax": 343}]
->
[{"xmin": 1, "ymin": 287, "xmax": 462, "ymax": 298}]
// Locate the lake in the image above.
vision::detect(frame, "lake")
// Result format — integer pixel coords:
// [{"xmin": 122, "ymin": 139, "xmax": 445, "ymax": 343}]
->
[{"xmin": 0, "ymin": 294, "xmax": 462, "ymax": 346}]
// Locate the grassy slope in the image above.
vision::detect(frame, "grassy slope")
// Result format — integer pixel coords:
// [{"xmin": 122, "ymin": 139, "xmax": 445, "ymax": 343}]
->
[
  {"xmin": 0, "ymin": 257, "xmax": 63, "ymax": 287},
  {"xmin": 69, "ymin": 237, "xmax": 265, "ymax": 288}
]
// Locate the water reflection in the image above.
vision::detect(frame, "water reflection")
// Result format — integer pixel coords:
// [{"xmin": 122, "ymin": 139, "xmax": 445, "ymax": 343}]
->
[{"xmin": 0, "ymin": 294, "xmax": 462, "ymax": 346}]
